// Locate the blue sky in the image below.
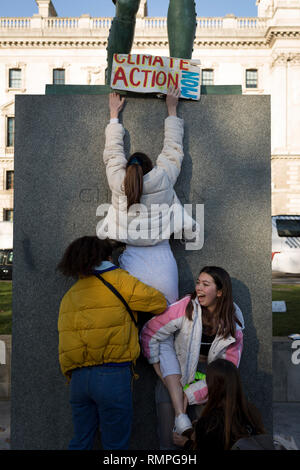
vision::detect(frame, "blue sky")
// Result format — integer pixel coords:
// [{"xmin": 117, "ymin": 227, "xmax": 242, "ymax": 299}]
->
[{"xmin": 0, "ymin": 1, "xmax": 257, "ymax": 18}]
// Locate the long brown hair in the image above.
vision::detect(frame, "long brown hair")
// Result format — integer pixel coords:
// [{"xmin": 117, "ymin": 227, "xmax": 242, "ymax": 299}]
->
[
  {"xmin": 197, "ymin": 359, "xmax": 266, "ymax": 450},
  {"xmin": 124, "ymin": 152, "xmax": 153, "ymax": 208},
  {"xmin": 185, "ymin": 266, "xmax": 242, "ymax": 338},
  {"xmin": 56, "ymin": 236, "xmax": 113, "ymax": 278}
]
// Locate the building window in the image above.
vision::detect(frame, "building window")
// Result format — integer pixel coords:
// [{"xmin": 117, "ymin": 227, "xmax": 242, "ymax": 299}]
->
[
  {"xmin": 246, "ymin": 69, "xmax": 258, "ymax": 89},
  {"xmin": 7, "ymin": 117, "xmax": 15, "ymax": 148},
  {"xmin": 6, "ymin": 171, "xmax": 14, "ymax": 190},
  {"xmin": 202, "ymin": 69, "xmax": 214, "ymax": 86},
  {"xmin": 3, "ymin": 209, "xmax": 13, "ymax": 222},
  {"xmin": 53, "ymin": 69, "xmax": 65, "ymax": 85},
  {"xmin": 9, "ymin": 68, "xmax": 22, "ymax": 89}
]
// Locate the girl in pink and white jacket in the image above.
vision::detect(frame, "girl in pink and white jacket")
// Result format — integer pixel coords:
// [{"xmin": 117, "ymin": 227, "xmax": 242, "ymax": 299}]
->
[{"xmin": 141, "ymin": 266, "xmax": 244, "ymax": 449}]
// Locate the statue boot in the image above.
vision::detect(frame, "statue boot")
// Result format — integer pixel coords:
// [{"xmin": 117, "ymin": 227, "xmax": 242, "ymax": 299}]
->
[
  {"xmin": 106, "ymin": 0, "xmax": 197, "ymax": 84},
  {"xmin": 167, "ymin": 0, "xmax": 197, "ymax": 59},
  {"xmin": 106, "ymin": 0, "xmax": 141, "ymax": 84}
]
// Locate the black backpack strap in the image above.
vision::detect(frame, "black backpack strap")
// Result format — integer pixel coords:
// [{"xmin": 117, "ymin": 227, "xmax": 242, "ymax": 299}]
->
[{"xmin": 94, "ymin": 272, "xmax": 138, "ymax": 328}]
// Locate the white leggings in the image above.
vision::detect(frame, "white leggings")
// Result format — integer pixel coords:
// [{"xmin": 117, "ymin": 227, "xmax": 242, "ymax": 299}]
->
[
  {"xmin": 119, "ymin": 240, "xmax": 183, "ymax": 449},
  {"xmin": 119, "ymin": 240, "xmax": 182, "ymax": 377},
  {"xmin": 119, "ymin": 240, "xmax": 179, "ymax": 305}
]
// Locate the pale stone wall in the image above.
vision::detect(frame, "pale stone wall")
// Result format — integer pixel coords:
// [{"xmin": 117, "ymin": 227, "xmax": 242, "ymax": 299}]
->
[{"xmin": 272, "ymin": 157, "xmax": 300, "ymax": 213}]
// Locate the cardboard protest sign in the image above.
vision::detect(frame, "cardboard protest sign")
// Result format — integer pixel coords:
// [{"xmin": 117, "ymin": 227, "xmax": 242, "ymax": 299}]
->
[{"xmin": 111, "ymin": 53, "xmax": 201, "ymax": 100}]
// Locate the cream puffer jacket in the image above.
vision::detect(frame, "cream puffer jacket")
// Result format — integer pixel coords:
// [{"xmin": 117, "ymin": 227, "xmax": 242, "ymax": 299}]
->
[{"xmin": 97, "ymin": 116, "xmax": 198, "ymax": 246}]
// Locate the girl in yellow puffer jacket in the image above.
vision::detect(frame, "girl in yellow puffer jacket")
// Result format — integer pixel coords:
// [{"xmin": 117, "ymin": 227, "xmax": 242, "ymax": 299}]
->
[{"xmin": 57, "ymin": 235, "xmax": 167, "ymax": 450}]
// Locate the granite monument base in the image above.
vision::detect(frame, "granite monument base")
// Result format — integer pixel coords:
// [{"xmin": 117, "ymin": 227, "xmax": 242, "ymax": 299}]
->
[{"xmin": 11, "ymin": 93, "xmax": 271, "ymax": 449}]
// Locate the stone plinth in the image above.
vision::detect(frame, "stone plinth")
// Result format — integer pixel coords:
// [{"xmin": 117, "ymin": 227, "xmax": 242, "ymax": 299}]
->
[{"xmin": 11, "ymin": 94, "xmax": 271, "ymax": 449}]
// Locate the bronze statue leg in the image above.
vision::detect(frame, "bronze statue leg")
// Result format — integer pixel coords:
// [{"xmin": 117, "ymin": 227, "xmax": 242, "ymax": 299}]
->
[
  {"xmin": 106, "ymin": 0, "xmax": 141, "ymax": 84},
  {"xmin": 167, "ymin": 0, "xmax": 197, "ymax": 59},
  {"xmin": 106, "ymin": 0, "xmax": 197, "ymax": 84}
]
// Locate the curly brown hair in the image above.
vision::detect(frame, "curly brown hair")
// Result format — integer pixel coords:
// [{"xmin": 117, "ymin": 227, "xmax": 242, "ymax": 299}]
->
[{"xmin": 56, "ymin": 236, "xmax": 113, "ymax": 278}]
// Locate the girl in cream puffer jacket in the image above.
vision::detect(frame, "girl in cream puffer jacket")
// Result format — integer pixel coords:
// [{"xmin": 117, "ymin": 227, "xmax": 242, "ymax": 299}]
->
[
  {"xmin": 98, "ymin": 89, "xmax": 197, "ymax": 248},
  {"xmin": 97, "ymin": 88, "xmax": 198, "ymax": 306},
  {"xmin": 98, "ymin": 89, "xmax": 199, "ymax": 447}
]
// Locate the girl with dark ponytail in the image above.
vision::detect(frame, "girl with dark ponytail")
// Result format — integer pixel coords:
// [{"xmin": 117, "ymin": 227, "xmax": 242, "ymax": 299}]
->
[
  {"xmin": 100, "ymin": 86, "xmax": 184, "ymax": 307},
  {"xmin": 124, "ymin": 152, "xmax": 153, "ymax": 208},
  {"xmin": 100, "ymin": 86, "xmax": 199, "ymax": 448}
]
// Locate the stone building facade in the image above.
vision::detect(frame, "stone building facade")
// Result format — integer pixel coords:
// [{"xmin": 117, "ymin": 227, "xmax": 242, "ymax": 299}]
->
[{"xmin": 0, "ymin": 0, "xmax": 299, "ymax": 222}]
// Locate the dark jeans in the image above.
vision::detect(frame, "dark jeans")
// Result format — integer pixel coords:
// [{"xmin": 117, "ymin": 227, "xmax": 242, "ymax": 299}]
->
[{"xmin": 69, "ymin": 364, "xmax": 133, "ymax": 450}]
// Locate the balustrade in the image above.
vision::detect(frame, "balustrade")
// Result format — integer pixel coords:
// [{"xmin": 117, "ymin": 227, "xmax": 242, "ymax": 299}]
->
[
  {"xmin": 0, "ymin": 16, "xmax": 268, "ymax": 32},
  {"xmin": 238, "ymin": 18, "xmax": 267, "ymax": 29},
  {"xmin": 197, "ymin": 17, "xmax": 223, "ymax": 29},
  {"xmin": 92, "ymin": 18, "xmax": 112, "ymax": 29},
  {"xmin": 0, "ymin": 18, "xmax": 31, "ymax": 29},
  {"xmin": 45, "ymin": 18, "xmax": 79, "ymax": 29},
  {"xmin": 144, "ymin": 17, "xmax": 168, "ymax": 29}
]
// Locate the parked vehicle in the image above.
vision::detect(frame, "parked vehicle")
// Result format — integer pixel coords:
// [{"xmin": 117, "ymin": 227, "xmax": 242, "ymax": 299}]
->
[
  {"xmin": 272, "ymin": 215, "xmax": 300, "ymax": 274},
  {"xmin": 0, "ymin": 249, "xmax": 13, "ymax": 280},
  {"xmin": 0, "ymin": 222, "xmax": 13, "ymax": 280}
]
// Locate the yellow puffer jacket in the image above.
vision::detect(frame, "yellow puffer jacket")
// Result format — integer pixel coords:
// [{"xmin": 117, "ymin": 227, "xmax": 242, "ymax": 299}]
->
[{"xmin": 58, "ymin": 266, "xmax": 167, "ymax": 378}]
